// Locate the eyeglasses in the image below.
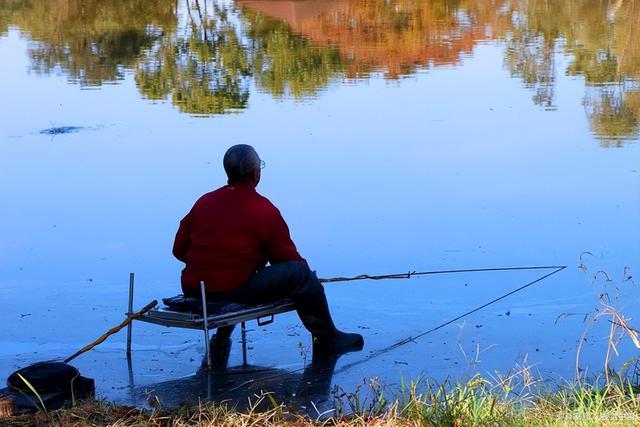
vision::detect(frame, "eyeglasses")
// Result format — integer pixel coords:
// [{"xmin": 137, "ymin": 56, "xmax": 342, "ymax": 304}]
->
[{"xmin": 259, "ymin": 159, "xmax": 266, "ymax": 169}]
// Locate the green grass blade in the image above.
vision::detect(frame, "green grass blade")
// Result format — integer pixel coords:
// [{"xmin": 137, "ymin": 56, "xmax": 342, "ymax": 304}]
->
[{"xmin": 17, "ymin": 372, "xmax": 47, "ymax": 414}]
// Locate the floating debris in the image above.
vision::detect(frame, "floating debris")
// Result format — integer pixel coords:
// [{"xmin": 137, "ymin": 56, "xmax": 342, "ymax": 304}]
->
[{"xmin": 39, "ymin": 126, "xmax": 84, "ymax": 135}]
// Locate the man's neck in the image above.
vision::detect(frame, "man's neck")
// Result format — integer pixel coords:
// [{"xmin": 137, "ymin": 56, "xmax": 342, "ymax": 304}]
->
[{"xmin": 227, "ymin": 180, "xmax": 256, "ymax": 189}]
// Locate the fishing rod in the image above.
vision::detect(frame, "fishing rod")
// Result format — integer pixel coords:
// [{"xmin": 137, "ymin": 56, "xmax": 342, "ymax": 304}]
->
[
  {"xmin": 319, "ymin": 264, "xmax": 567, "ymax": 283},
  {"xmin": 222, "ymin": 265, "xmax": 567, "ymax": 394},
  {"xmin": 334, "ymin": 265, "xmax": 567, "ymax": 374}
]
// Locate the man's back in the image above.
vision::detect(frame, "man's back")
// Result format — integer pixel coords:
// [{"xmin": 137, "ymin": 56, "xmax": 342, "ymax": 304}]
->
[
  {"xmin": 173, "ymin": 183, "xmax": 304, "ymax": 295},
  {"xmin": 172, "ymin": 144, "xmax": 363, "ymax": 352}
]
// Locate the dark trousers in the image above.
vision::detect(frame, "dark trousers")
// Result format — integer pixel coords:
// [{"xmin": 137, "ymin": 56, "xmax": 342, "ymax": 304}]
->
[{"xmin": 209, "ymin": 261, "xmax": 338, "ymax": 337}]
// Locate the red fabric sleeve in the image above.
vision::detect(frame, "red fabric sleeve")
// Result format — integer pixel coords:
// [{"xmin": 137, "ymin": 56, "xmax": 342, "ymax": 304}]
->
[
  {"xmin": 265, "ymin": 206, "xmax": 307, "ymax": 266},
  {"xmin": 172, "ymin": 214, "xmax": 191, "ymax": 263}
]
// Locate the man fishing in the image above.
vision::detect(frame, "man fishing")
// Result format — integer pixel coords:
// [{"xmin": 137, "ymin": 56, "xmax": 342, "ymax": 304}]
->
[{"xmin": 173, "ymin": 144, "xmax": 364, "ymax": 353}]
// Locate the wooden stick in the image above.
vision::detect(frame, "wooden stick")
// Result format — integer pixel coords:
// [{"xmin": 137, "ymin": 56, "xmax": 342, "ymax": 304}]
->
[{"xmin": 64, "ymin": 300, "xmax": 157, "ymax": 364}]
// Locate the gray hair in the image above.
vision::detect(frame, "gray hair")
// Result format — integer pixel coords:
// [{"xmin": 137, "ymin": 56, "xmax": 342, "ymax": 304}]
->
[{"xmin": 223, "ymin": 144, "xmax": 260, "ymax": 182}]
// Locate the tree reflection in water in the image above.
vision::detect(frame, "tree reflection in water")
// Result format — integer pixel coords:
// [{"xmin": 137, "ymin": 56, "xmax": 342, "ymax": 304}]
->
[
  {"xmin": 1, "ymin": 0, "xmax": 638, "ymax": 142},
  {"xmin": 501, "ymin": 0, "xmax": 640, "ymax": 145},
  {"xmin": 135, "ymin": 2, "xmax": 251, "ymax": 114},
  {"xmin": 0, "ymin": 0, "xmax": 176, "ymax": 86}
]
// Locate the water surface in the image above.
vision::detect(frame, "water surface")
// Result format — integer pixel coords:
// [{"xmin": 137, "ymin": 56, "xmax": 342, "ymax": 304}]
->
[{"xmin": 1, "ymin": 0, "xmax": 639, "ymax": 408}]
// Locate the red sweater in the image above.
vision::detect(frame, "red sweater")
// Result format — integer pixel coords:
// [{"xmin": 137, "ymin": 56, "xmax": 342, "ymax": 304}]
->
[{"xmin": 173, "ymin": 183, "xmax": 306, "ymax": 295}]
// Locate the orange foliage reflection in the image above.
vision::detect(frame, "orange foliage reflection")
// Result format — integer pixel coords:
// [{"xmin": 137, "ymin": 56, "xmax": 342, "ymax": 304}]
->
[{"xmin": 237, "ymin": 0, "xmax": 509, "ymax": 78}]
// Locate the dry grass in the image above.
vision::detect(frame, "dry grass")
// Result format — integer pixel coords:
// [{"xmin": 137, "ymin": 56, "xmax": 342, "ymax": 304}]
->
[{"xmin": 3, "ymin": 369, "xmax": 639, "ymax": 427}]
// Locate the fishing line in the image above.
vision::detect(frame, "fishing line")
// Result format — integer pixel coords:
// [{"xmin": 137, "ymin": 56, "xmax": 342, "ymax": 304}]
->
[
  {"xmin": 222, "ymin": 265, "xmax": 566, "ymax": 392},
  {"xmin": 334, "ymin": 265, "xmax": 566, "ymax": 374}
]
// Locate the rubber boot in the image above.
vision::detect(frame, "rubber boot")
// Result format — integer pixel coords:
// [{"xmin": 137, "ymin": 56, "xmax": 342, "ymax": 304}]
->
[
  {"xmin": 214, "ymin": 325, "xmax": 235, "ymax": 341},
  {"xmin": 312, "ymin": 331, "xmax": 364, "ymax": 353},
  {"xmin": 297, "ymin": 295, "xmax": 364, "ymax": 353},
  {"xmin": 201, "ymin": 325, "xmax": 235, "ymax": 371}
]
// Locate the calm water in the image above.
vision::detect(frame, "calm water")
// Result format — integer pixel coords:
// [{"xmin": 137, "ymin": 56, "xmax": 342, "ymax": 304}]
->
[{"xmin": 1, "ymin": 0, "xmax": 639, "ymax": 409}]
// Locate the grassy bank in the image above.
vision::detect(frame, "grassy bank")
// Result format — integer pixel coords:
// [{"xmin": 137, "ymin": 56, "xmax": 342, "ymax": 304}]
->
[{"xmin": 4, "ymin": 369, "xmax": 640, "ymax": 426}]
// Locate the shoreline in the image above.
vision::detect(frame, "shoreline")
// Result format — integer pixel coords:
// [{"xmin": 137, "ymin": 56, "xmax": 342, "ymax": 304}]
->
[{"xmin": 3, "ymin": 369, "xmax": 640, "ymax": 426}]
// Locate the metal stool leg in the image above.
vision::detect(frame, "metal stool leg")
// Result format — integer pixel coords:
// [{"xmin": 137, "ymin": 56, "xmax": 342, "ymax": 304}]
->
[
  {"xmin": 126, "ymin": 273, "xmax": 134, "ymax": 355},
  {"xmin": 241, "ymin": 321, "xmax": 247, "ymax": 366},
  {"xmin": 200, "ymin": 281, "xmax": 211, "ymax": 370}
]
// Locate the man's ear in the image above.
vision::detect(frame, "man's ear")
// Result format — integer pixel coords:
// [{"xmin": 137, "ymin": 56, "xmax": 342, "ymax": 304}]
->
[{"xmin": 252, "ymin": 167, "xmax": 261, "ymax": 185}]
